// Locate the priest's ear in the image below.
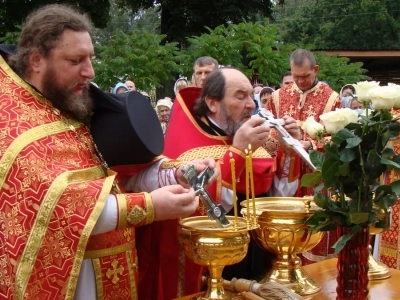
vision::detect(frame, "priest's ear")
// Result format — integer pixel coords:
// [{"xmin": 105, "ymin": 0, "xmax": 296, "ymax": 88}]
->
[
  {"xmin": 29, "ymin": 50, "xmax": 45, "ymax": 73},
  {"xmin": 205, "ymin": 96, "xmax": 220, "ymax": 113}
]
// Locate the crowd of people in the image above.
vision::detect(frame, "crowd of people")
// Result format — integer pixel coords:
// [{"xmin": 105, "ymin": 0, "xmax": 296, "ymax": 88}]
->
[{"xmin": 0, "ymin": 3, "xmax": 385, "ymax": 300}]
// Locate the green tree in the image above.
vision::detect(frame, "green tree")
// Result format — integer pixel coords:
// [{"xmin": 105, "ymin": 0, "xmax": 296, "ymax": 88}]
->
[
  {"xmin": 0, "ymin": 0, "xmax": 111, "ymax": 39},
  {"xmin": 115, "ymin": 0, "xmax": 275, "ymax": 45},
  {"xmin": 93, "ymin": 31, "xmax": 181, "ymax": 93},
  {"xmin": 177, "ymin": 20, "xmax": 367, "ymax": 91},
  {"xmin": 275, "ymin": 0, "xmax": 400, "ymax": 50}
]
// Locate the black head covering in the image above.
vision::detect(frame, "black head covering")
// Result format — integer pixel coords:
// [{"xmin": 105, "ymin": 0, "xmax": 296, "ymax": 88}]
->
[
  {"xmin": 90, "ymin": 84, "xmax": 164, "ymax": 167},
  {"xmin": 0, "ymin": 44, "xmax": 17, "ymax": 61}
]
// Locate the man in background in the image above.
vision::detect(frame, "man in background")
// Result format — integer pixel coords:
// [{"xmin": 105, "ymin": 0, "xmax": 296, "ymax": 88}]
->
[
  {"xmin": 267, "ymin": 48, "xmax": 341, "ymax": 265},
  {"xmin": 192, "ymin": 56, "xmax": 219, "ymax": 87},
  {"xmin": 125, "ymin": 79, "xmax": 136, "ymax": 91},
  {"xmin": 280, "ymin": 71, "xmax": 294, "ymax": 87}
]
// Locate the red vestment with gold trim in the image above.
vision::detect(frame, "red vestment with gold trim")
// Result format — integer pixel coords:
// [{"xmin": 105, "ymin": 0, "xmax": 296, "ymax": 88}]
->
[
  {"xmin": 267, "ymin": 81, "xmax": 341, "ymax": 264},
  {"xmin": 136, "ymin": 87, "xmax": 300, "ymax": 299},
  {"xmin": 378, "ymin": 108, "xmax": 400, "ymax": 269},
  {"xmin": 0, "ymin": 57, "xmax": 154, "ymax": 300}
]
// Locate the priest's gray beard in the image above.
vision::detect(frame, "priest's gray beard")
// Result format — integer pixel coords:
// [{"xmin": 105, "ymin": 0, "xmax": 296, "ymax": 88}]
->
[
  {"xmin": 41, "ymin": 68, "xmax": 94, "ymax": 123},
  {"xmin": 219, "ymin": 101, "xmax": 252, "ymax": 138}
]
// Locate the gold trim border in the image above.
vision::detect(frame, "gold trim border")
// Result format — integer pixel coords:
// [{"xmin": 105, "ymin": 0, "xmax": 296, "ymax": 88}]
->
[
  {"xmin": 144, "ymin": 192, "xmax": 154, "ymax": 224},
  {"xmin": 84, "ymin": 241, "xmax": 135, "ymax": 259},
  {"xmin": 65, "ymin": 172, "xmax": 116, "ymax": 299}
]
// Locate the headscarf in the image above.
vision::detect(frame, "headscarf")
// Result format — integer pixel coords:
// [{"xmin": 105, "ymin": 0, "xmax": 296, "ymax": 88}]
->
[{"xmin": 112, "ymin": 82, "xmax": 129, "ymax": 94}]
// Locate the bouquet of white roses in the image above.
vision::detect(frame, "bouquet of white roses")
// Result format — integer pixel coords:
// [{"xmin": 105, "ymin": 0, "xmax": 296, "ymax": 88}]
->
[{"xmin": 301, "ymin": 81, "xmax": 400, "ymax": 253}]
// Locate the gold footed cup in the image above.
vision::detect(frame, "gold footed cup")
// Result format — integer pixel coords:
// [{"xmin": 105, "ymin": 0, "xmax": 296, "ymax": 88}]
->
[
  {"xmin": 178, "ymin": 216, "xmax": 256, "ymax": 300},
  {"xmin": 368, "ymin": 207, "xmax": 392, "ymax": 280},
  {"xmin": 242, "ymin": 197, "xmax": 324, "ymax": 296}
]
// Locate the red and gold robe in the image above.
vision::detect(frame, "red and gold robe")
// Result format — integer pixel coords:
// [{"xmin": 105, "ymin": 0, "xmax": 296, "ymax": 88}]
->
[
  {"xmin": 136, "ymin": 87, "xmax": 300, "ymax": 299},
  {"xmin": 378, "ymin": 108, "xmax": 400, "ymax": 269},
  {"xmin": 267, "ymin": 81, "xmax": 341, "ymax": 264},
  {"xmin": 0, "ymin": 56, "xmax": 154, "ymax": 300}
]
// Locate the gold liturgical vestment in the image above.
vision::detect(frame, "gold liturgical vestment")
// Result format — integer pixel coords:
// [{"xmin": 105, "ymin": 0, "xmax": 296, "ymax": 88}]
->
[{"xmin": 0, "ymin": 56, "xmax": 154, "ymax": 300}]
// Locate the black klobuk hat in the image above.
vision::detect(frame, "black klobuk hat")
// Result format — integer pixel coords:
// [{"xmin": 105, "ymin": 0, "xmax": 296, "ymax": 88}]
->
[
  {"xmin": 90, "ymin": 84, "xmax": 164, "ymax": 169},
  {"xmin": 0, "ymin": 44, "xmax": 17, "ymax": 58}
]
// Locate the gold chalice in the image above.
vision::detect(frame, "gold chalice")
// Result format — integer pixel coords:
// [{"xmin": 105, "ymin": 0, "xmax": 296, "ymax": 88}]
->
[
  {"xmin": 178, "ymin": 216, "xmax": 256, "ymax": 300},
  {"xmin": 241, "ymin": 197, "xmax": 324, "ymax": 296},
  {"xmin": 368, "ymin": 207, "xmax": 392, "ymax": 280}
]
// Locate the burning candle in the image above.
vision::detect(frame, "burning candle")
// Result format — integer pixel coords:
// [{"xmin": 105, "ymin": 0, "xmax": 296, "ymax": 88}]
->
[
  {"xmin": 229, "ymin": 152, "xmax": 238, "ymax": 225},
  {"xmin": 248, "ymin": 145, "xmax": 256, "ymax": 218},
  {"xmin": 245, "ymin": 149, "xmax": 250, "ymax": 222}
]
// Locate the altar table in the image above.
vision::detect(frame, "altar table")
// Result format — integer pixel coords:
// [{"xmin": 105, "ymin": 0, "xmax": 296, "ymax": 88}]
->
[{"xmin": 175, "ymin": 258, "xmax": 400, "ymax": 299}]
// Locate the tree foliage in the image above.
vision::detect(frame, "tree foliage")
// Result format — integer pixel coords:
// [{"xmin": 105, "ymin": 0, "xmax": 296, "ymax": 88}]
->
[
  {"xmin": 275, "ymin": 0, "xmax": 400, "ymax": 49},
  {"xmin": 115, "ymin": 0, "xmax": 275, "ymax": 45},
  {"xmin": 0, "ymin": 0, "xmax": 111, "ymax": 40},
  {"xmin": 93, "ymin": 31, "xmax": 180, "ymax": 92}
]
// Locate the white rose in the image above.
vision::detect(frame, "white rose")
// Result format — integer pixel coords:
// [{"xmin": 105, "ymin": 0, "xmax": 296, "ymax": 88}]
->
[
  {"xmin": 388, "ymin": 83, "xmax": 400, "ymax": 109},
  {"xmin": 302, "ymin": 116, "xmax": 324, "ymax": 138},
  {"xmin": 341, "ymin": 107, "xmax": 359, "ymax": 124},
  {"xmin": 367, "ymin": 86, "xmax": 398, "ymax": 110},
  {"xmin": 353, "ymin": 81, "xmax": 380, "ymax": 103},
  {"xmin": 320, "ymin": 108, "xmax": 358, "ymax": 134}
]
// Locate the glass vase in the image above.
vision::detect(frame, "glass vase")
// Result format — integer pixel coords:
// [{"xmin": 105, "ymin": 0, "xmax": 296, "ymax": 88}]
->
[{"xmin": 336, "ymin": 226, "xmax": 370, "ymax": 300}]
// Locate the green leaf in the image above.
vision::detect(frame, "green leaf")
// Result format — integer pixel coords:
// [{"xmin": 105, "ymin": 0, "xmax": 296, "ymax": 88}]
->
[
  {"xmin": 381, "ymin": 157, "xmax": 400, "ymax": 169},
  {"xmin": 339, "ymin": 148, "xmax": 355, "ymax": 163},
  {"xmin": 337, "ymin": 163, "xmax": 350, "ymax": 176},
  {"xmin": 314, "ymin": 193, "xmax": 330, "ymax": 209},
  {"xmin": 390, "ymin": 180, "xmax": 400, "ymax": 196},
  {"xmin": 301, "ymin": 172, "xmax": 322, "ymax": 187},
  {"xmin": 333, "ymin": 226, "xmax": 361, "ymax": 254},
  {"xmin": 345, "ymin": 136, "xmax": 362, "ymax": 148},
  {"xmin": 321, "ymin": 158, "xmax": 340, "ymax": 186},
  {"xmin": 309, "ymin": 150, "xmax": 325, "ymax": 169},
  {"xmin": 349, "ymin": 212, "xmax": 370, "ymax": 224}
]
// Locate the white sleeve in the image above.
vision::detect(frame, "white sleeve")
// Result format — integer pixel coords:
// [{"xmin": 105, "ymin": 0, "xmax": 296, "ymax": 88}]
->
[
  {"xmin": 268, "ymin": 154, "xmax": 299, "ymax": 197},
  {"xmin": 91, "ymin": 194, "xmax": 118, "ymax": 235},
  {"xmin": 268, "ymin": 175, "xmax": 299, "ymax": 197},
  {"xmin": 124, "ymin": 159, "xmax": 176, "ymax": 192},
  {"xmin": 220, "ymin": 187, "xmax": 234, "ymax": 212}
]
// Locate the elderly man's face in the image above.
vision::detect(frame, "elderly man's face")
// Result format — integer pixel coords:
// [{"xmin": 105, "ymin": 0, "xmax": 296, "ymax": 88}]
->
[
  {"xmin": 194, "ymin": 63, "xmax": 217, "ymax": 87},
  {"xmin": 33, "ymin": 29, "xmax": 95, "ymax": 122},
  {"xmin": 208, "ymin": 69, "xmax": 255, "ymax": 137},
  {"xmin": 290, "ymin": 59, "xmax": 319, "ymax": 91},
  {"xmin": 125, "ymin": 80, "xmax": 136, "ymax": 91}
]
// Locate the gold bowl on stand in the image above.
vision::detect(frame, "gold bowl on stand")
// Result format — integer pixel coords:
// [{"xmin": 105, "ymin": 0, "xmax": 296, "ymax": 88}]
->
[
  {"xmin": 178, "ymin": 216, "xmax": 256, "ymax": 300},
  {"xmin": 368, "ymin": 207, "xmax": 392, "ymax": 280},
  {"xmin": 241, "ymin": 197, "xmax": 324, "ymax": 296}
]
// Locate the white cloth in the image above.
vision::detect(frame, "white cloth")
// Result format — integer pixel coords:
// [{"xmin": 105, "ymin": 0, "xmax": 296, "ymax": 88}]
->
[{"xmin": 74, "ymin": 194, "xmax": 118, "ymax": 299}]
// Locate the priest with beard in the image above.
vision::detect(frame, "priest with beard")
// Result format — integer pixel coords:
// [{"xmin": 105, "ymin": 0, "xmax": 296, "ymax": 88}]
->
[
  {"xmin": 136, "ymin": 67, "xmax": 303, "ymax": 299},
  {"xmin": 0, "ymin": 4, "xmax": 218, "ymax": 300}
]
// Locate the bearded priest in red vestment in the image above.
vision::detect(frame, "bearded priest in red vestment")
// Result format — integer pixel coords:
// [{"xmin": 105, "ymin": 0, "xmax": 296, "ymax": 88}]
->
[{"xmin": 0, "ymin": 5, "xmax": 218, "ymax": 300}]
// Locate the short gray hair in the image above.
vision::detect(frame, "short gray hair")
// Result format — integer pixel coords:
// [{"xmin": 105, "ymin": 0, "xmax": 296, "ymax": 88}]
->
[{"xmin": 193, "ymin": 56, "xmax": 219, "ymax": 71}]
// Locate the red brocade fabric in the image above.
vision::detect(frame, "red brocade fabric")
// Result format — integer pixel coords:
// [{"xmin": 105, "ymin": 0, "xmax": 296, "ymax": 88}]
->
[{"xmin": 0, "ymin": 57, "xmax": 153, "ymax": 300}]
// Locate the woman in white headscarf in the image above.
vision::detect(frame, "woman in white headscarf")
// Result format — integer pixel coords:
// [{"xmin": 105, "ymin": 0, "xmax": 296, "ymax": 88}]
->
[{"xmin": 156, "ymin": 98, "xmax": 173, "ymax": 135}]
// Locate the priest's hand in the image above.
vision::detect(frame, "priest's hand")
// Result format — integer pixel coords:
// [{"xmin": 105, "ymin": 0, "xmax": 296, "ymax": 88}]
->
[
  {"xmin": 232, "ymin": 116, "xmax": 271, "ymax": 151},
  {"xmin": 175, "ymin": 158, "xmax": 219, "ymax": 188},
  {"xmin": 150, "ymin": 185, "xmax": 199, "ymax": 221}
]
